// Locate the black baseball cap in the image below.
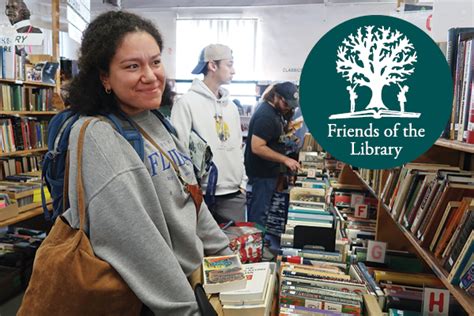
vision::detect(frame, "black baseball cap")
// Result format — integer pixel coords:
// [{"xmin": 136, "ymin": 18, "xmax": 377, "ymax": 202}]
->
[{"xmin": 274, "ymin": 82, "xmax": 299, "ymax": 108}]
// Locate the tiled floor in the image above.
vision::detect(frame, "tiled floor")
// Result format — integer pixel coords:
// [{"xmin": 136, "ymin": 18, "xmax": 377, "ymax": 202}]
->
[{"xmin": 0, "ymin": 293, "xmax": 23, "ymax": 316}]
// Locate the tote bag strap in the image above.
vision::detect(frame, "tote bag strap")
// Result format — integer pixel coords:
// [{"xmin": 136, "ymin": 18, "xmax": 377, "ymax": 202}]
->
[
  {"xmin": 135, "ymin": 124, "xmax": 203, "ymax": 217},
  {"xmin": 76, "ymin": 119, "xmax": 94, "ymax": 231}
]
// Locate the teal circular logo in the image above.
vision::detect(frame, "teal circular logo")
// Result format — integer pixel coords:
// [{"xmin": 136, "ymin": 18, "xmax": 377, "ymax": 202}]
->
[{"xmin": 300, "ymin": 15, "xmax": 452, "ymax": 169}]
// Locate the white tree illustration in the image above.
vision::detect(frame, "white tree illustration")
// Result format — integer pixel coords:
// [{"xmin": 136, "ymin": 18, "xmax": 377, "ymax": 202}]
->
[{"xmin": 332, "ymin": 25, "xmax": 419, "ymax": 119}]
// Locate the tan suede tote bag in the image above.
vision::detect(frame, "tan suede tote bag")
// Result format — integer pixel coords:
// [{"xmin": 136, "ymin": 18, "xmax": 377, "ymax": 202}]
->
[{"xmin": 18, "ymin": 119, "xmax": 142, "ymax": 316}]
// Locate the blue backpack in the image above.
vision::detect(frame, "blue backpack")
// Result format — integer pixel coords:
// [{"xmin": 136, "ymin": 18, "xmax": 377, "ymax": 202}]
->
[{"xmin": 41, "ymin": 109, "xmax": 178, "ymax": 221}]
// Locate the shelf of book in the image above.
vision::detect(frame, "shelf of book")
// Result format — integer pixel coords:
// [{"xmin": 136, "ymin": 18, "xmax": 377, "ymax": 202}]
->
[
  {"xmin": 0, "ymin": 148, "xmax": 47, "ymax": 157},
  {"xmin": 0, "ymin": 111, "xmax": 58, "ymax": 116},
  {"xmin": 0, "ymin": 79, "xmax": 56, "ymax": 88},
  {"xmin": 352, "ymin": 168, "xmax": 379, "ymax": 200},
  {"xmin": 380, "ymin": 202, "xmax": 474, "ymax": 315},
  {"xmin": 0, "ymin": 203, "xmax": 48, "ymax": 227},
  {"xmin": 435, "ymin": 138, "xmax": 474, "ymax": 154}
]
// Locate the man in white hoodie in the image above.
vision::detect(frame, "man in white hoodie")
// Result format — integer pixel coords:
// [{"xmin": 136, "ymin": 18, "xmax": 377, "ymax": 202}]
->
[{"xmin": 171, "ymin": 44, "xmax": 247, "ymax": 224}]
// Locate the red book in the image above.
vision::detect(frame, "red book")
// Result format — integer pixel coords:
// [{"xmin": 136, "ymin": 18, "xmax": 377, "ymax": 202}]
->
[{"xmin": 466, "ymin": 82, "xmax": 474, "ymax": 143}]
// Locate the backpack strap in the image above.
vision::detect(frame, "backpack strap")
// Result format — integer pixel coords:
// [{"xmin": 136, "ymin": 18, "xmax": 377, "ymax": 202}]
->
[
  {"xmin": 100, "ymin": 112, "xmax": 145, "ymax": 161},
  {"xmin": 41, "ymin": 110, "xmax": 79, "ymax": 221},
  {"xmin": 151, "ymin": 109, "xmax": 177, "ymax": 137}
]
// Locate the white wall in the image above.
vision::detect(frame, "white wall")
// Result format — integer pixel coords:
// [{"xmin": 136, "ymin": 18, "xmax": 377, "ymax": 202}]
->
[{"xmin": 432, "ymin": 0, "xmax": 474, "ymax": 42}]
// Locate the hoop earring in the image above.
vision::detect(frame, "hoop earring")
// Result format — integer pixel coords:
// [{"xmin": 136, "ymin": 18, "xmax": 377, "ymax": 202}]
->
[{"xmin": 105, "ymin": 88, "xmax": 112, "ymax": 94}]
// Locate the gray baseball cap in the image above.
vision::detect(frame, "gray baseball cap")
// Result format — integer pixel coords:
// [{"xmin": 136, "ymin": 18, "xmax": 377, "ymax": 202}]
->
[{"xmin": 191, "ymin": 44, "xmax": 233, "ymax": 74}]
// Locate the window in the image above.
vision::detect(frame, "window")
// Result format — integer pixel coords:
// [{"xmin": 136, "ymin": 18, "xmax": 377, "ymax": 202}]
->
[{"xmin": 176, "ymin": 18, "xmax": 258, "ymax": 80}]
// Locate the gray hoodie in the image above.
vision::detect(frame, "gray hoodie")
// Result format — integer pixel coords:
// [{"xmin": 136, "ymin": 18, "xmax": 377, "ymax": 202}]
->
[
  {"xmin": 171, "ymin": 79, "xmax": 247, "ymax": 195},
  {"xmin": 63, "ymin": 111, "xmax": 231, "ymax": 315}
]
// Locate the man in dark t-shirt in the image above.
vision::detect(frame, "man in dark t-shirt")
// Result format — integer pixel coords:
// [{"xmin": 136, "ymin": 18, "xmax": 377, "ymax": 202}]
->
[{"xmin": 245, "ymin": 82, "xmax": 301, "ymax": 227}]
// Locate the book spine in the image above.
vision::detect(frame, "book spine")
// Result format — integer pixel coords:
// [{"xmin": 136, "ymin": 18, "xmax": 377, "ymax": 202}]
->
[
  {"xmin": 280, "ymin": 294, "xmax": 361, "ymax": 315},
  {"xmin": 416, "ymin": 181, "xmax": 447, "ymax": 241},
  {"xmin": 281, "ymin": 284, "xmax": 362, "ymax": 303},
  {"xmin": 444, "ymin": 213, "xmax": 474, "ymax": 271},
  {"xmin": 448, "ymin": 235, "xmax": 473, "ymax": 284},
  {"xmin": 356, "ymin": 262, "xmax": 384, "ymax": 298},
  {"xmin": 410, "ymin": 178, "xmax": 437, "ymax": 234},
  {"xmin": 462, "ymin": 39, "xmax": 473, "ymax": 141},
  {"xmin": 466, "ymin": 81, "xmax": 474, "ymax": 144},
  {"xmin": 281, "ymin": 276, "xmax": 367, "ymax": 295}
]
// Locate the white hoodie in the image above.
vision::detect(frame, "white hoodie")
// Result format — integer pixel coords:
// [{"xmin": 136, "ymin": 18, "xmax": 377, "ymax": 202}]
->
[{"xmin": 171, "ymin": 79, "xmax": 246, "ymax": 195}]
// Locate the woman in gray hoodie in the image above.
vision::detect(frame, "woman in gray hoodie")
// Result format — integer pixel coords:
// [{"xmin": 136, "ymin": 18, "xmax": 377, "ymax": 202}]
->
[{"xmin": 62, "ymin": 11, "xmax": 231, "ymax": 315}]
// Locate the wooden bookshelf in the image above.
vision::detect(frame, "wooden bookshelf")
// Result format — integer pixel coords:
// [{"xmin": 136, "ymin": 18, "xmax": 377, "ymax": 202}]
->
[
  {"xmin": 0, "ymin": 78, "xmax": 56, "ymax": 88},
  {"xmin": 380, "ymin": 202, "xmax": 474, "ymax": 315},
  {"xmin": 435, "ymin": 138, "xmax": 474, "ymax": 154},
  {"xmin": 346, "ymin": 165, "xmax": 474, "ymax": 314},
  {"xmin": 0, "ymin": 148, "xmax": 47, "ymax": 157},
  {"xmin": 0, "ymin": 111, "xmax": 58, "ymax": 116},
  {"xmin": 0, "ymin": 204, "xmax": 46, "ymax": 227}
]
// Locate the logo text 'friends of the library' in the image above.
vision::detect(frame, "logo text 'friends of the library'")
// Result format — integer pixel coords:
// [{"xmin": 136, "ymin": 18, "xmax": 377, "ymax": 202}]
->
[{"xmin": 300, "ymin": 16, "xmax": 452, "ymax": 169}]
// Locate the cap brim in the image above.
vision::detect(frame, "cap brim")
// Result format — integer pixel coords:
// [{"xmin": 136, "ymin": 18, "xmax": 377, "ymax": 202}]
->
[
  {"xmin": 287, "ymin": 99, "xmax": 299, "ymax": 108},
  {"xmin": 191, "ymin": 61, "xmax": 207, "ymax": 74}
]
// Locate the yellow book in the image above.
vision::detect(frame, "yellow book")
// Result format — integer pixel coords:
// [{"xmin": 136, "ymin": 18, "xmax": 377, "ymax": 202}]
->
[{"xmin": 374, "ymin": 270, "xmax": 443, "ymax": 288}]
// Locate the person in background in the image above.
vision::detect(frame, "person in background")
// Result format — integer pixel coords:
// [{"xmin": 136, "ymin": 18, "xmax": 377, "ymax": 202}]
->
[
  {"xmin": 57, "ymin": 11, "xmax": 230, "ymax": 315},
  {"xmin": 159, "ymin": 79, "xmax": 177, "ymax": 118},
  {"xmin": 171, "ymin": 44, "xmax": 247, "ymax": 224},
  {"xmin": 233, "ymin": 98, "xmax": 244, "ymax": 115},
  {"xmin": 245, "ymin": 82, "xmax": 301, "ymax": 228}
]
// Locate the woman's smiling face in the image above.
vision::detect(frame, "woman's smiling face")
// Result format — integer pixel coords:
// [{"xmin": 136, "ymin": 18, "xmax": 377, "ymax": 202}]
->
[{"xmin": 101, "ymin": 31, "xmax": 165, "ymax": 115}]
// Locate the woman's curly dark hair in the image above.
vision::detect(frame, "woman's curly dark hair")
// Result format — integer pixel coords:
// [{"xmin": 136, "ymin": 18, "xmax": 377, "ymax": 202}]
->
[{"xmin": 67, "ymin": 11, "xmax": 163, "ymax": 115}]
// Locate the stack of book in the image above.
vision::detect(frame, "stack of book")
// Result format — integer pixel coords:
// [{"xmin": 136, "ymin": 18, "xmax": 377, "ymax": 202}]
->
[
  {"xmin": 331, "ymin": 183, "xmax": 378, "ymax": 247},
  {"xmin": 277, "ymin": 256, "xmax": 367, "ymax": 315},
  {"xmin": 0, "ymin": 227, "xmax": 46, "ymax": 302},
  {"xmin": 0, "ymin": 181, "xmax": 39, "ymax": 207},
  {"xmin": 264, "ymin": 191, "xmax": 289, "ymax": 237},
  {"xmin": 281, "ymin": 186, "xmax": 334, "ymax": 249},
  {"xmin": 0, "ymin": 116, "xmax": 48, "ymax": 153},
  {"xmin": 0, "ymin": 84, "xmax": 55, "ymax": 112},
  {"xmin": 298, "ymin": 151, "xmax": 325, "ymax": 178},
  {"xmin": 443, "ymin": 27, "xmax": 474, "ymax": 143},
  {"xmin": 220, "ymin": 262, "xmax": 276, "ymax": 316}
]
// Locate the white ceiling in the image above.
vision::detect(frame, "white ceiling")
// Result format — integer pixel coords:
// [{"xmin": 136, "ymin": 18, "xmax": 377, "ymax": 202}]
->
[
  {"xmin": 100, "ymin": 0, "xmax": 324, "ymax": 10},
  {"xmin": 94, "ymin": 0, "xmax": 407, "ymax": 11}
]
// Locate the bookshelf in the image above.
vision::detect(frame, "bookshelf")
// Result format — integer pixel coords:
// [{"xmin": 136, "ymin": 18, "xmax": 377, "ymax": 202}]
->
[
  {"xmin": 341, "ymin": 141, "xmax": 474, "ymax": 314},
  {"xmin": 435, "ymin": 138, "xmax": 474, "ymax": 154},
  {"xmin": 0, "ymin": 148, "xmax": 48, "ymax": 158},
  {"xmin": 0, "ymin": 59, "xmax": 58, "ymax": 226},
  {"xmin": 0, "ymin": 79, "xmax": 55, "ymax": 89},
  {"xmin": 379, "ymin": 202, "xmax": 474, "ymax": 315},
  {"xmin": 0, "ymin": 204, "xmax": 46, "ymax": 228},
  {"xmin": 0, "ymin": 111, "xmax": 57, "ymax": 116}
]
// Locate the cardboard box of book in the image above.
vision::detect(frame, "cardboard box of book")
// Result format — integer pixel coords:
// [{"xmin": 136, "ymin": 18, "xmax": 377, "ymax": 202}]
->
[
  {"xmin": 0, "ymin": 181, "xmax": 41, "ymax": 213},
  {"xmin": 0, "ymin": 192, "xmax": 19, "ymax": 222},
  {"xmin": 0, "ymin": 203, "xmax": 19, "ymax": 222}
]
